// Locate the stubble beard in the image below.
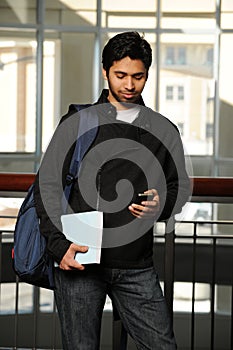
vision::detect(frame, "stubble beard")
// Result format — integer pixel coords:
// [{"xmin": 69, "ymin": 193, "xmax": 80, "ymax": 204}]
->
[{"xmin": 108, "ymin": 80, "xmax": 141, "ymax": 107}]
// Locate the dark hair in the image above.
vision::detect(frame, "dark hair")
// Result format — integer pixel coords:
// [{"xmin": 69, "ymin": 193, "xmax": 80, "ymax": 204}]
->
[{"xmin": 102, "ymin": 31, "xmax": 152, "ymax": 76}]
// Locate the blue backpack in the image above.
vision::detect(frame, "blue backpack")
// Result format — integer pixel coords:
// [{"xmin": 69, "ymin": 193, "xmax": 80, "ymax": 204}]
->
[{"xmin": 13, "ymin": 104, "xmax": 98, "ymax": 289}]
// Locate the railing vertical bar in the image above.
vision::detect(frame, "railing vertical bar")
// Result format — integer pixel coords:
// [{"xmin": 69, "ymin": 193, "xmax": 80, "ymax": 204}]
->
[
  {"xmin": 0, "ymin": 231, "xmax": 1, "ymax": 279},
  {"xmin": 164, "ymin": 217, "xmax": 175, "ymax": 322},
  {"xmin": 33, "ymin": 286, "xmax": 40, "ymax": 348},
  {"xmin": 191, "ymin": 222, "xmax": 197, "ymax": 350},
  {"xmin": 210, "ymin": 237, "xmax": 217, "ymax": 349},
  {"xmin": 112, "ymin": 318, "xmax": 128, "ymax": 350},
  {"xmin": 14, "ymin": 277, "xmax": 19, "ymax": 349},
  {"xmin": 52, "ymin": 294, "xmax": 57, "ymax": 349},
  {"xmin": 231, "ymin": 271, "xmax": 233, "ymax": 350}
]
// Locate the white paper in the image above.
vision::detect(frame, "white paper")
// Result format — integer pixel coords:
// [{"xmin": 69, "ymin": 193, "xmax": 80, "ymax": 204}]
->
[{"xmin": 61, "ymin": 211, "xmax": 103, "ymax": 264}]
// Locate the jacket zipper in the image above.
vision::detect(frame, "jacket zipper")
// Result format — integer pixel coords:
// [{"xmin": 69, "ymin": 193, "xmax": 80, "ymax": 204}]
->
[{"xmin": 96, "ymin": 167, "xmax": 101, "ymax": 211}]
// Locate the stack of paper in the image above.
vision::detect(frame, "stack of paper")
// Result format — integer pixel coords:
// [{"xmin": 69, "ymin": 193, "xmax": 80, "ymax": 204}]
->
[{"xmin": 61, "ymin": 211, "xmax": 103, "ymax": 264}]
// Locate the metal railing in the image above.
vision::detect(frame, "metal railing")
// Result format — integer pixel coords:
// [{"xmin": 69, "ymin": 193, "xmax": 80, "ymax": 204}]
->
[{"xmin": 0, "ymin": 174, "xmax": 233, "ymax": 350}]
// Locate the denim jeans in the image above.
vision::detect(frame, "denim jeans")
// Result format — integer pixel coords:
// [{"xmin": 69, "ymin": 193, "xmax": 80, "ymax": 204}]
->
[{"xmin": 54, "ymin": 265, "xmax": 177, "ymax": 350}]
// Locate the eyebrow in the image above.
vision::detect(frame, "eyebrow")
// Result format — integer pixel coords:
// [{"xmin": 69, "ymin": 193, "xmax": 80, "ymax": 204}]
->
[{"xmin": 114, "ymin": 70, "xmax": 145, "ymax": 77}]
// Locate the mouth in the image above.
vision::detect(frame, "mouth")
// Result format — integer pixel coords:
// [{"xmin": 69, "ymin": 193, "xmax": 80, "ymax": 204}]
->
[{"xmin": 121, "ymin": 92, "xmax": 136, "ymax": 99}]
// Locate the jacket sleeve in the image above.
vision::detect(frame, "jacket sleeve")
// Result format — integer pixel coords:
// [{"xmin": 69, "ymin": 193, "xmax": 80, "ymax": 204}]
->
[
  {"xmin": 34, "ymin": 107, "xmax": 80, "ymax": 263},
  {"xmin": 158, "ymin": 128, "xmax": 191, "ymax": 221}
]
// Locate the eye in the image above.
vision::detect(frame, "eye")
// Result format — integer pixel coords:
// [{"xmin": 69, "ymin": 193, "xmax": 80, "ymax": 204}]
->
[
  {"xmin": 116, "ymin": 74, "xmax": 125, "ymax": 79},
  {"xmin": 134, "ymin": 75, "xmax": 144, "ymax": 80}
]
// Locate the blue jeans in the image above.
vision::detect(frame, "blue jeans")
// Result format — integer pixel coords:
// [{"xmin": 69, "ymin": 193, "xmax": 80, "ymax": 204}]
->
[{"xmin": 54, "ymin": 266, "xmax": 177, "ymax": 350}]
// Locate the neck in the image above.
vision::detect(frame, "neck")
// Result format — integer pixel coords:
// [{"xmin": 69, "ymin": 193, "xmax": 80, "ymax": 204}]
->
[{"xmin": 108, "ymin": 101, "xmax": 138, "ymax": 111}]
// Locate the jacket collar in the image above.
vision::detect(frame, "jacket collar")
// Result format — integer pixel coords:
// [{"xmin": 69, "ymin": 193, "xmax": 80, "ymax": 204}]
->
[{"xmin": 95, "ymin": 89, "xmax": 149, "ymax": 126}]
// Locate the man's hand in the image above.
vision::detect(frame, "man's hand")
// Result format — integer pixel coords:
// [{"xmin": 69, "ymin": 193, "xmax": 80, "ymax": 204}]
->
[
  {"xmin": 128, "ymin": 189, "xmax": 160, "ymax": 219},
  {"xmin": 59, "ymin": 243, "xmax": 88, "ymax": 271}
]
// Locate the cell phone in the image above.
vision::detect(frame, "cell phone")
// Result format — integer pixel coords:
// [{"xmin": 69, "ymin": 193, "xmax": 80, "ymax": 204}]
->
[{"xmin": 134, "ymin": 193, "xmax": 154, "ymax": 205}]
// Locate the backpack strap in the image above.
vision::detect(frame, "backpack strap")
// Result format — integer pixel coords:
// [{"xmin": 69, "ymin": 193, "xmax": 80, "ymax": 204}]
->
[{"xmin": 62, "ymin": 104, "xmax": 98, "ymax": 213}]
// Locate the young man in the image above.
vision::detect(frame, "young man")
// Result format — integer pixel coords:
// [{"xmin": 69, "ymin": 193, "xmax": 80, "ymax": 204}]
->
[{"xmin": 34, "ymin": 32, "xmax": 190, "ymax": 349}]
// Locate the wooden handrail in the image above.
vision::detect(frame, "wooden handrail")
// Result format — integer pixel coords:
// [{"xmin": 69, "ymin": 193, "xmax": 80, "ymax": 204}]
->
[
  {"xmin": 191, "ymin": 177, "xmax": 233, "ymax": 198},
  {"xmin": 0, "ymin": 173, "xmax": 35, "ymax": 192},
  {"xmin": 0, "ymin": 173, "xmax": 233, "ymax": 197}
]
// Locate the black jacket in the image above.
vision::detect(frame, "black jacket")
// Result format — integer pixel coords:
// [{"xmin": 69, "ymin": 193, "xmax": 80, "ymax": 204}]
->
[{"xmin": 34, "ymin": 89, "xmax": 191, "ymax": 267}]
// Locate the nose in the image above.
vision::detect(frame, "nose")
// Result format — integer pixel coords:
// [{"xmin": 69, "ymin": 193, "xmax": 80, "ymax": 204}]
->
[{"xmin": 125, "ymin": 76, "xmax": 135, "ymax": 91}]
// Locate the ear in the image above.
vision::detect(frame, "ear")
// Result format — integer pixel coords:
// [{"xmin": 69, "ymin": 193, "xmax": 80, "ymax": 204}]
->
[{"xmin": 102, "ymin": 68, "xmax": 108, "ymax": 80}]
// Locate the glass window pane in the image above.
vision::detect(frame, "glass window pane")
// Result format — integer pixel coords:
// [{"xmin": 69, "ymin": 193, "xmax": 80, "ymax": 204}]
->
[
  {"xmin": 102, "ymin": 0, "xmax": 157, "ymax": 28},
  {"xmin": 39, "ymin": 288, "xmax": 54, "ymax": 312},
  {"xmin": 166, "ymin": 86, "xmax": 174, "ymax": 100},
  {"xmin": 45, "ymin": 0, "xmax": 97, "ymax": 26},
  {"xmin": 0, "ymin": 159, "xmax": 36, "ymax": 172},
  {"xmin": 18, "ymin": 283, "xmax": 34, "ymax": 314},
  {"xmin": 60, "ymin": 32, "xmax": 95, "ymax": 112},
  {"xmin": 42, "ymin": 32, "xmax": 95, "ymax": 151},
  {"xmin": 141, "ymin": 33, "xmax": 157, "ymax": 109},
  {"xmin": 161, "ymin": 0, "xmax": 216, "ymax": 29},
  {"xmin": 178, "ymin": 47, "xmax": 186, "ymax": 65},
  {"xmin": 218, "ymin": 34, "xmax": 233, "ymax": 163},
  {"xmin": 0, "ymin": 0, "xmax": 36, "ymax": 24},
  {"xmin": 0, "ymin": 283, "xmax": 16, "ymax": 314},
  {"xmin": 160, "ymin": 34, "xmax": 215, "ymax": 156},
  {"xmin": 221, "ymin": 0, "xmax": 233, "ymax": 29},
  {"xmin": 0, "ymin": 34, "xmax": 36, "ymax": 153},
  {"xmin": 178, "ymin": 86, "xmax": 184, "ymax": 100},
  {"xmin": 42, "ymin": 40, "xmax": 59, "ymax": 150},
  {"xmin": 166, "ymin": 47, "xmax": 175, "ymax": 65}
]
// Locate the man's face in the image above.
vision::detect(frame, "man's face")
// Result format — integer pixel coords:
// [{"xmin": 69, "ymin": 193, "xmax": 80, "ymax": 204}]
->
[{"xmin": 102, "ymin": 56, "xmax": 148, "ymax": 108}]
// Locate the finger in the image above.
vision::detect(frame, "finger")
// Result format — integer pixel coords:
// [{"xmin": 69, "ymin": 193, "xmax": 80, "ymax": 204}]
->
[
  {"xmin": 60, "ymin": 260, "xmax": 85, "ymax": 271},
  {"xmin": 128, "ymin": 204, "xmax": 143, "ymax": 218},
  {"xmin": 70, "ymin": 260, "xmax": 86, "ymax": 270},
  {"xmin": 129, "ymin": 204, "xmax": 144, "ymax": 213},
  {"xmin": 59, "ymin": 244, "xmax": 89, "ymax": 271},
  {"xmin": 141, "ymin": 199, "xmax": 158, "ymax": 207},
  {"xmin": 140, "ymin": 210, "xmax": 158, "ymax": 217},
  {"xmin": 129, "ymin": 203, "xmax": 156, "ymax": 214},
  {"xmin": 143, "ymin": 203, "xmax": 160, "ymax": 214},
  {"xmin": 141, "ymin": 191, "xmax": 160, "ymax": 208},
  {"xmin": 131, "ymin": 201, "xmax": 159, "ymax": 212},
  {"xmin": 130, "ymin": 203, "xmax": 159, "ymax": 219},
  {"xmin": 144, "ymin": 188, "xmax": 158, "ymax": 197},
  {"xmin": 71, "ymin": 243, "xmax": 89, "ymax": 253}
]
